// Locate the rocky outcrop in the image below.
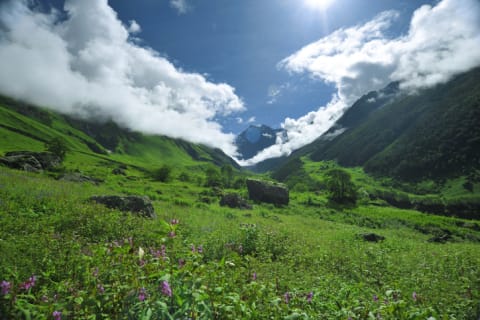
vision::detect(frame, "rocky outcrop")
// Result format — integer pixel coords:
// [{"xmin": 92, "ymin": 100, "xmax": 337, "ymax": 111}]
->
[
  {"xmin": 60, "ymin": 173, "xmax": 103, "ymax": 185},
  {"xmin": 246, "ymin": 179, "xmax": 289, "ymax": 206},
  {"xmin": 89, "ymin": 195, "xmax": 156, "ymax": 218},
  {"xmin": 360, "ymin": 233, "xmax": 385, "ymax": 242},
  {"xmin": 0, "ymin": 151, "xmax": 61, "ymax": 172},
  {"xmin": 220, "ymin": 193, "xmax": 252, "ymax": 210}
]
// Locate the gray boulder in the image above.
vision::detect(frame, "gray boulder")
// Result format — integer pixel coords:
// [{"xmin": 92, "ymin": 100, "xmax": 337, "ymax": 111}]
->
[
  {"xmin": 90, "ymin": 195, "xmax": 156, "ymax": 218},
  {"xmin": 246, "ymin": 179, "xmax": 289, "ymax": 206},
  {"xmin": 0, "ymin": 151, "xmax": 61, "ymax": 172},
  {"xmin": 360, "ymin": 233, "xmax": 385, "ymax": 242},
  {"xmin": 220, "ymin": 193, "xmax": 252, "ymax": 210},
  {"xmin": 60, "ymin": 172, "xmax": 103, "ymax": 185}
]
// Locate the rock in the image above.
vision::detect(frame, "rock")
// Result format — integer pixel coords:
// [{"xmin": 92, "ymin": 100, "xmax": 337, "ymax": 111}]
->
[
  {"xmin": 60, "ymin": 173, "xmax": 103, "ymax": 185},
  {"xmin": 112, "ymin": 167, "xmax": 126, "ymax": 175},
  {"xmin": 360, "ymin": 233, "xmax": 385, "ymax": 242},
  {"xmin": 220, "ymin": 193, "xmax": 252, "ymax": 210},
  {"xmin": 245, "ymin": 179, "xmax": 289, "ymax": 206},
  {"xmin": 428, "ymin": 233, "xmax": 452, "ymax": 243},
  {"xmin": 89, "ymin": 195, "xmax": 156, "ymax": 218},
  {"xmin": 0, "ymin": 151, "xmax": 61, "ymax": 172}
]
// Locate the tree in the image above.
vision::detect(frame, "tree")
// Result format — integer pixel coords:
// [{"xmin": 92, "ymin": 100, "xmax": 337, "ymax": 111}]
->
[
  {"xmin": 221, "ymin": 164, "xmax": 234, "ymax": 188},
  {"xmin": 45, "ymin": 137, "xmax": 68, "ymax": 161},
  {"xmin": 325, "ymin": 168, "xmax": 358, "ymax": 205},
  {"xmin": 153, "ymin": 165, "xmax": 173, "ymax": 182},
  {"xmin": 205, "ymin": 166, "xmax": 222, "ymax": 188}
]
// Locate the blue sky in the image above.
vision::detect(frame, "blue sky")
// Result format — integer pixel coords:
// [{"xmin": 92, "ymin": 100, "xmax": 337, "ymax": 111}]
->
[
  {"xmin": 109, "ymin": 0, "xmax": 432, "ymax": 133},
  {"xmin": 0, "ymin": 0, "xmax": 479, "ymax": 163}
]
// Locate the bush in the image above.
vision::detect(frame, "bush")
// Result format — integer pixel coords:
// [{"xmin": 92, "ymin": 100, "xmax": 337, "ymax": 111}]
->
[
  {"xmin": 153, "ymin": 165, "xmax": 172, "ymax": 182},
  {"xmin": 325, "ymin": 168, "xmax": 358, "ymax": 205},
  {"xmin": 45, "ymin": 137, "xmax": 68, "ymax": 160}
]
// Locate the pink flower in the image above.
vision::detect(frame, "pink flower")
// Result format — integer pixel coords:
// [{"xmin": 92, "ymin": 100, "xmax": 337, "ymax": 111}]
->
[
  {"xmin": 284, "ymin": 292, "xmax": 290, "ymax": 304},
  {"xmin": 252, "ymin": 272, "xmax": 257, "ymax": 281},
  {"xmin": 52, "ymin": 310, "xmax": 62, "ymax": 320},
  {"xmin": 412, "ymin": 291, "xmax": 418, "ymax": 302},
  {"xmin": 138, "ymin": 287, "xmax": 147, "ymax": 302},
  {"xmin": 306, "ymin": 291, "xmax": 313, "ymax": 303},
  {"xmin": 168, "ymin": 231, "xmax": 176, "ymax": 238},
  {"xmin": 178, "ymin": 259, "xmax": 186, "ymax": 268},
  {"xmin": 161, "ymin": 280, "xmax": 172, "ymax": 297},
  {"xmin": 197, "ymin": 245, "xmax": 203, "ymax": 254},
  {"xmin": 170, "ymin": 219, "xmax": 179, "ymax": 225},
  {"xmin": 20, "ymin": 275, "xmax": 36, "ymax": 291},
  {"xmin": 1, "ymin": 280, "xmax": 11, "ymax": 295},
  {"xmin": 373, "ymin": 294, "xmax": 379, "ymax": 302}
]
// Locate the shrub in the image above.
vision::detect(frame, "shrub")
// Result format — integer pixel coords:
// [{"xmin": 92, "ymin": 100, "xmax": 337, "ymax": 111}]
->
[{"xmin": 325, "ymin": 168, "xmax": 358, "ymax": 205}]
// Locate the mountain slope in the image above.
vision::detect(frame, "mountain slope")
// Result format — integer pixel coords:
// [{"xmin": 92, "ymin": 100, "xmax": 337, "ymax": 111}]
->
[
  {"xmin": 308, "ymin": 68, "xmax": 480, "ymax": 180},
  {"xmin": 235, "ymin": 124, "xmax": 286, "ymax": 160},
  {"xmin": 0, "ymin": 95, "xmax": 238, "ymax": 171}
]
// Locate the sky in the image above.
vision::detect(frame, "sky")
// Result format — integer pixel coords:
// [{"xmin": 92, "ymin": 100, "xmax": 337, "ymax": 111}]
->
[{"xmin": 0, "ymin": 0, "xmax": 479, "ymax": 164}]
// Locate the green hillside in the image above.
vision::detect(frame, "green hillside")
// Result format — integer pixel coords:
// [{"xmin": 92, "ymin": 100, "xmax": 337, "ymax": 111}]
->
[
  {"xmin": 309, "ymin": 68, "xmax": 480, "ymax": 181},
  {"xmin": 0, "ymin": 95, "xmax": 237, "ymax": 175}
]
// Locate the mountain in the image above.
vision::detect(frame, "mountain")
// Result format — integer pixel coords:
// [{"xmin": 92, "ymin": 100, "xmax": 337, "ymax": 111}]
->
[
  {"xmin": 235, "ymin": 124, "xmax": 286, "ymax": 160},
  {"xmin": 0, "ymin": 95, "xmax": 238, "ymax": 172},
  {"xmin": 272, "ymin": 67, "xmax": 480, "ymax": 182}
]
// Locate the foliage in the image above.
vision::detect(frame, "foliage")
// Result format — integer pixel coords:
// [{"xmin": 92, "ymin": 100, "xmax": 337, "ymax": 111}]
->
[
  {"xmin": 205, "ymin": 165, "xmax": 223, "ymax": 188},
  {"xmin": 45, "ymin": 137, "xmax": 69, "ymax": 161},
  {"xmin": 153, "ymin": 164, "xmax": 173, "ymax": 182},
  {"xmin": 325, "ymin": 168, "xmax": 358, "ymax": 205}
]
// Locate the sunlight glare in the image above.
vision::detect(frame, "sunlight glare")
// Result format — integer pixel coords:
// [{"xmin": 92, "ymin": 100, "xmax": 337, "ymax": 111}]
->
[{"xmin": 304, "ymin": 0, "xmax": 335, "ymax": 10}]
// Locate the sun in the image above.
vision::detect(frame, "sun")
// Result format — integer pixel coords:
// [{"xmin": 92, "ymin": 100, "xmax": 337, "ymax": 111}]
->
[{"xmin": 304, "ymin": 0, "xmax": 335, "ymax": 10}]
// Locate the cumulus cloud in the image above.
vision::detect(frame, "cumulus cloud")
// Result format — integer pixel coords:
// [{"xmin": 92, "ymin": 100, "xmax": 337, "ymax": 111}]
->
[
  {"xmin": 128, "ymin": 20, "xmax": 141, "ymax": 34},
  {"xmin": 170, "ymin": 0, "xmax": 191, "ymax": 15},
  {"xmin": 0, "ymin": 0, "xmax": 244, "ymax": 156},
  {"xmin": 240, "ymin": 0, "xmax": 480, "ymax": 165}
]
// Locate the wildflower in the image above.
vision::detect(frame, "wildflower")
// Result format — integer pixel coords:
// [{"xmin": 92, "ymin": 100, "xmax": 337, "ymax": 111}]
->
[
  {"xmin": 41, "ymin": 295, "xmax": 48, "ymax": 303},
  {"xmin": 178, "ymin": 258, "xmax": 186, "ymax": 268},
  {"xmin": 191, "ymin": 244, "xmax": 196, "ymax": 253},
  {"xmin": 252, "ymin": 272, "xmax": 257, "ymax": 281},
  {"xmin": 20, "ymin": 275, "xmax": 36, "ymax": 291},
  {"xmin": 170, "ymin": 219, "xmax": 179, "ymax": 225},
  {"xmin": 161, "ymin": 280, "xmax": 172, "ymax": 297},
  {"xmin": 52, "ymin": 310, "xmax": 62, "ymax": 320},
  {"xmin": 138, "ymin": 287, "xmax": 147, "ymax": 302},
  {"xmin": 412, "ymin": 291, "xmax": 418, "ymax": 302},
  {"xmin": 238, "ymin": 244, "xmax": 243, "ymax": 254},
  {"xmin": 306, "ymin": 291, "xmax": 313, "ymax": 303},
  {"xmin": 139, "ymin": 259, "xmax": 146, "ymax": 267},
  {"xmin": 373, "ymin": 294, "xmax": 379, "ymax": 302},
  {"xmin": 284, "ymin": 292, "xmax": 291, "ymax": 304},
  {"xmin": 198, "ymin": 245, "xmax": 203, "ymax": 254},
  {"xmin": 168, "ymin": 231, "xmax": 176, "ymax": 238},
  {"xmin": 138, "ymin": 247, "xmax": 145, "ymax": 260},
  {"xmin": 1, "ymin": 280, "xmax": 11, "ymax": 295},
  {"xmin": 97, "ymin": 284, "xmax": 105, "ymax": 294},
  {"xmin": 92, "ymin": 267, "xmax": 99, "ymax": 278}
]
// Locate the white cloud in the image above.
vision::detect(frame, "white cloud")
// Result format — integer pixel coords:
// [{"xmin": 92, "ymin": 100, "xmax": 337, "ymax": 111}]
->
[
  {"xmin": 128, "ymin": 20, "xmax": 141, "ymax": 34},
  {"xmin": 247, "ymin": 116, "xmax": 256, "ymax": 124},
  {"xmin": 239, "ymin": 0, "xmax": 480, "ymax": 165},
  {"xmin": 170, "ymin": 0, "xmax": 191, "ymax": 15},
  {"xmin": 0, "ymin": 0, "xmax": 244, "ymax": 156}
]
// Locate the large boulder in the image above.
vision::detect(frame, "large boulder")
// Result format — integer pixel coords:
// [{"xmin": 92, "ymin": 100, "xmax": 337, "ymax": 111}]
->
[
  {"xmin": 90, "ymin": 195, "xmax": 156, "ymax": 218},
  {"xmin": 220, "ymin": 193, "xmax": 252, "ymax": 210},
  {"xmin": 246, "ymin": 179, "xmax": 289, "ymax": 206},
  {"xmin": 0, "ymin": 151, "xmax": 61, "ymax": 172}
]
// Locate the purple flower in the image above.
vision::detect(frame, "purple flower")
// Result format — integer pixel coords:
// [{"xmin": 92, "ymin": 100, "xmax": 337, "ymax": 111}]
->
[
  {"xmin": 138, "ymin": 287, "xmax": 147, "ymax": 302},
  {"xmin": 252, "ymin": 272, "xmax": 257, "ymax": 281},
  {"xmin": 191, "ymin": 244, "xmax": 196, "ymax": 253},
  {"xmin": 178, "ymin": 258, "xmax": 186, "ymax": 268},
  {"xmin": 170, "ymin": 219, "xmax": 179, "ymax": 225},
  {"xmin": 41, "ymin": 295, "xmax": 48, "ymax": 303},
  {"xmin": 306, "ymin": 291, "xmax": 313, "ymax": 303},
  {"xmin": 412, "ymin": 291, "xmax": 417, "ymax": 302},
  {"xmin": 52, "ymin": 310, "xmax": 62, "ymax": 320},
  {"xmin": 373, "ymin": 294, "xmax": 379, "ymax": 302},
  {"xmin": 161, "ymin": 280, "xmax": 172, "ymax": 297},
  {"xmin": 284, "ymin": 292, "xmax": 290, "ymax": 304},
  {"xmin": 1, "ymin": 280, "xmax": 11, "ymax": 295},
  {"xmin": 92, "ymin": 267, "xmax": 99, "ymax": 278},
  {"xmin": 20, "ymin": 275, "xmax": 36, "ymax": 291},
  {"xmin": 97, "ymin": 284, "xmax": 105, "ymax": 294},
  {"xmin": 168, "ymin": 231, "xmax": 176, "ymax": 238},
  {"xmin": 197, "ymin": 245, "xmax": 203, "ymax": 254}
]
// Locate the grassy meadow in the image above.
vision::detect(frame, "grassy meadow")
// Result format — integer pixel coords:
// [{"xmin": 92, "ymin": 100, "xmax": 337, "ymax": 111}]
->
[{"xmin": 0, "ymin": 100, "xmax": 480, "ymax": 319}]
